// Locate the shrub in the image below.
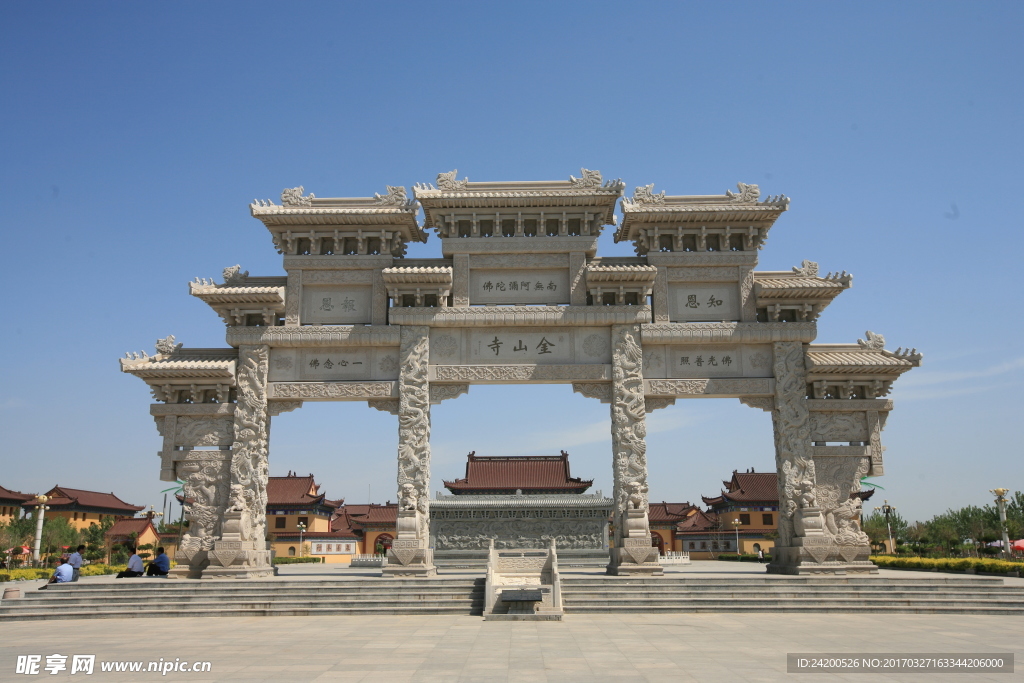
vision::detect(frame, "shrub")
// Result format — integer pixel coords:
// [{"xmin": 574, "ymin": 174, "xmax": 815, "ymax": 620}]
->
[
  {"xmin": 716, "ymin": 553, "xmax": 771, "ymax": 563},
  {"xmin": 272, "ymin": 556, "xmax": 322, "ymax": 564},
  {"xmin": 80, "ymin": 564, "xmax": 124, "ymax": 576}
]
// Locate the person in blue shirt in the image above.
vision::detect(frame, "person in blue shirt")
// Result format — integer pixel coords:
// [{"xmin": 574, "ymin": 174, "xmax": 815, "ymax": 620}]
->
[
  {"xmin": 67, "ymin": 544, "xmax": 85, "ymax": 582},
  {"xmin": 38, "ymin": 558, "xmax": 73, "ymax": 590},
  {"xmin": 145, "ymin": 547, "xmax": 170, "ymax": 576}
]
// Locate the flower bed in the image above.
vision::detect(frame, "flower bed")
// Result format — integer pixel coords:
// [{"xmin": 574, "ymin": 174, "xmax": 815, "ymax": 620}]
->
[
  {"xmin": 870, "ymin": 555, "xmax": 1023, "ymax": 575},
  {"xmin": 0, "ymin": 569, "xmax": 52, "ymax": 582}
]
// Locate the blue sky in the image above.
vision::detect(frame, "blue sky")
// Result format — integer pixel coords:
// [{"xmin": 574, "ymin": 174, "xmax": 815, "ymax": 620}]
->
[{"xmin": 1, "ymin": 2, "xmax": 1021, "ymax": 523}]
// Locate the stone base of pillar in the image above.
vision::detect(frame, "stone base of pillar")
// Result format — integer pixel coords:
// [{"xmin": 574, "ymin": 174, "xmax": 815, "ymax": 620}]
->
[
  {"xmin": 606, "ymin": 538, "xmax": 663, "ymax": 576},
  {"xmin": 202, "ymin": 539, "xmax": 275, "ymax": 579},
  {"xmin": 168, "ymin": 551, "xmax": 207, "ymax": 580},
  {"xmin": 767, "ymin": 541, "xmax": 877, "ymax": 575},
  {"xmin": 382, "ymin": 539, "xmax": 436, "ymax": 578},
  {"xmin": 197, "ymin": 511, "xmax": 275, "ymax": 579},
  {"xmin": 168, "ymin": 541, "xmax": 209, "ymax": 579}
]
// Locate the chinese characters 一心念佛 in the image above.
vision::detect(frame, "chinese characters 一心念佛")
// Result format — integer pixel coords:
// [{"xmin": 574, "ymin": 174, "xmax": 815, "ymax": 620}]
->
[
  {"xmin": 479, "ymin": 281, "xmax": 558, "ymax": 294},
  {"xmin": 308, "ymin": 358, "xmax": 362, "ymax": 369}
]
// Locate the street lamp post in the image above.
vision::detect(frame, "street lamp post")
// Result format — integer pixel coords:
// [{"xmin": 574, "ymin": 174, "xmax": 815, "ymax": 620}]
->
[
  {"xmin": 991, "ymin": 489, "xmax": 1011, "ymax": 560},
  {"xmin": 732, "ymin": 518, "xmax": 742, "ymax": 555},
  {"xmin": 874, "ymin": 500, "xmax": 896, "ymax": 554},
  {"xmin": 297, "ymin": 521, "xmax": 307, "ymax": 558},
  {"xmin": 31, "ymin": 495, "xmax": 49, "ymax": 566}
]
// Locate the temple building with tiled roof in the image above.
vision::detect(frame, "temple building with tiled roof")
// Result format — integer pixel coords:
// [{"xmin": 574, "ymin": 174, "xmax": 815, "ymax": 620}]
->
[
  {"xmin": 442, "ymin": 451, "xmax": 593, "ymax": 495},
  {"xmin": 266, "ymin": 471, "xmax": 343, "ymax": 561},
  {"xmin": 647, "ymin": 502, "xmax": 699, "ymax": 555},
  {"xmin": 23, "ymin": 485, "xmax": 143, "ymax": 530},
  {"xmin": 0, "ymin": 484, "xmax": 35, "ymax": 523},
  {"xmin": 431, "ymin": 451, "xmax": 613, "ymax": 568}
]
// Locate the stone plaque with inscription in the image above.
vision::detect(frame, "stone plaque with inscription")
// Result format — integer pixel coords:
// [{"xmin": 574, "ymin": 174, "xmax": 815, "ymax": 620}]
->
[
  {"xmin": 668, "ymin": 283, "xmax": 740, "ymax": 322},
  {"xmin": 469, "ymin": 269, "xmax": 569, "ymax": 305},
  {"xmin": 302, "ymin": 286, "xmax": 372, "ymax": 324}
]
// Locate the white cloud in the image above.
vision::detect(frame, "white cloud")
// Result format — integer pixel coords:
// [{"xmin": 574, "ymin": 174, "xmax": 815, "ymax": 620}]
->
[{"xmin": 898, "ymin": 356, "xmax": 1024, "ymax": 388}]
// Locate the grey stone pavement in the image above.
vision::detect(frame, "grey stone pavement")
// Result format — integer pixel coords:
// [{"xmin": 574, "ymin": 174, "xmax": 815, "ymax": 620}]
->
[{"xmin": 2, "ymin": 563, "xmax": 1022, "ymax": 682}]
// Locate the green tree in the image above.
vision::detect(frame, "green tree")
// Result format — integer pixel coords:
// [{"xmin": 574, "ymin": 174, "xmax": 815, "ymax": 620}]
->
[
  {"xmin": 78, "ymin": 515, "xmax": 114, "ymax": 562},
  {"xmin": 0, "ymin": 518, "xmax": 35, "ymax": 567},
  {"xmin": 40, "ymin": 517, "xmax": 79, "ymax": 560}
]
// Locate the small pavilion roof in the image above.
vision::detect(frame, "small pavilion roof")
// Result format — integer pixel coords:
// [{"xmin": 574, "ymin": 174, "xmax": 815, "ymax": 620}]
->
[
  {"xmin": 617, "ymin": 182, "xmax": 789, "ymax": 242},
  {"xmin": 249, "ymin": 186, "xmax": 426, "ymax": 242},
  {"xmin": 120, "ymin": 346, "xmax": 238, "ymax": 382},
  {"xmin": 26, "ymin": 486, "xmax": 143, "ymax": 514},
  {"xmin": 443, "ymin": 451, "xmax": 593, "ymax": 494},
  {"xmin": 414, "ymin": 169, "xmax": 624, "ymax": 233}
]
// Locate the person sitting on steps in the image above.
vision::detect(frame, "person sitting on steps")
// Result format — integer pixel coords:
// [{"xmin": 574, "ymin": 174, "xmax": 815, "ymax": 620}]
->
[
  {"xmin": 146, "ymin": 547, "xmax": 170, "ymax": 576},
  {"xmin": 116, "ymin": 548, "xmax": 144, "ymax": 578},
  {"xmin": 38, "ymin": 557, "xmax": 73, "ymax": 590}
]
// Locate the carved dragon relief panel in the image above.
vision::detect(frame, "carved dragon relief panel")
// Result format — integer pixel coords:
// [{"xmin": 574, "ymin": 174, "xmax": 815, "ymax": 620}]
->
[
  {"xmin": 808, "ymin": 412, "xmax": 869, "ymax": 442},
  {"xmin": 229, "ymin": 345, "xmax": 270, "ymax": 546},
  {"xmin": 173, "ymin": 417, "xmax": 235, "ymax": 448},
  {"xmin": 610, "ymin": 324, "xmax": 649, "ymax": 541},
  {"xmin": 772, "ymin": 341, "xmax": 814, "ymax": 548},
  {"xmin": 397, "ymin": 326, "xmax": 431, "ymax": 542},
  {"xmin": 176, "ymin": 450, "xmax": 232, "ymax": 554}
]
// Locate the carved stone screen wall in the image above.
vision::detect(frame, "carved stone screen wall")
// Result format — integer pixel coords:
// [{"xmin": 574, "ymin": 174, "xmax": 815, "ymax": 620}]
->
[{"xmin": 121, "ymin": 172, "xmax": 920, "ymax": 578}]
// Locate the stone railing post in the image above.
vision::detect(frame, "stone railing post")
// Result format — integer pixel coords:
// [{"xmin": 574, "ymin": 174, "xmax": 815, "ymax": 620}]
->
[
  {"xmin": 383, "ymin": 326, "xmax": 437, "ymax": 577},
  {"xmin": 607, "ymin": 324, "xmax": 662, "ymax": 576}
]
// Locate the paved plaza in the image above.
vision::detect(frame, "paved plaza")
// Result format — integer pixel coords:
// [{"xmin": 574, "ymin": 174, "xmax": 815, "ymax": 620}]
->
[{"xmin": 2, "ymin": 611, "xmax": 1021, "ymax": 683}]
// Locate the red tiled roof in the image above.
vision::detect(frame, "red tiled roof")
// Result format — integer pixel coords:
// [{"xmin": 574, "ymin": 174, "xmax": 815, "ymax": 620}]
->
[
  {"xmin": 648, "ymin": 502, "xmax": 697, "ymax": 523},
  {"xmin": 676, "ymin": 509, "xmax": 720, "ymax": 533},
  {"xmin": 702, "ymin": 471, "xmax": 779, "ymax": 507},
  {"xmin": 443, "ymin": 451, "xmax": 592, "ymax": 493},
  {"xmin": 105, "ymin": 518, "xmax": 157, "ymax": 540},
  {"xmin": 25, "ymin": 486, "xmax": 143, "ymax": 513},
  {"xmin": 0, "ymin": 485, "xmax": 35, "ymax": 503},
  {"xmin": 337, "ymin": 503, "xmax": 397, "ymax": 528},
  {"xmin": 266, "ymin": 473, "xmax": 336, "ymax": 507}
]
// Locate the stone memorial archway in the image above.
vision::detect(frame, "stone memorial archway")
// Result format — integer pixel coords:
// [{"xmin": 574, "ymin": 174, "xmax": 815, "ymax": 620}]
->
[{"xmin": 120, "ymin": 171, "xmax": 920, "ymax": 579}]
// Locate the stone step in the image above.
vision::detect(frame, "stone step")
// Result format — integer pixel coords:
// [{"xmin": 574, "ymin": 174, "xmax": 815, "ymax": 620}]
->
[
  {"xmin": 561, "ymin": 577, "xmax": 1006, "ymax": 586},
  {"xmin": 565, "ymin": 589, "xmax": 1019, "ymax": 598},
  {"xmin": 12, "ymin": 593, "xmax": 486, "ymax": 607},
  {"xmin": 564, "ymin": 604, "xmax": 1024, "ymax": 615},
  {"xmin": 22, "ymin": 586, "xmax": 479, "ymax": 599},
  {"xmin": 0, "ymin": 604, "xmax": 485, "ymax": 621}
]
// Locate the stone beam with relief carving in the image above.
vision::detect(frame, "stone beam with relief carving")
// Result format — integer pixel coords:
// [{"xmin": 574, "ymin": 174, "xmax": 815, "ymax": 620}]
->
[
  {"xmin": 227, "ymin": 326, "xmax": 400, "ymax": 348},
  {"xmin": 389, "ymin": 305, "xmax": 651, "ymax": 327},
  {"xmin": 268, "ymin": 381, "xmax": 396, "ymax": 400},
  {"xmin": 645, "ymin": 378, "xmax": 774, "ymax": 397},
  {"xmin": 641, "ymin": 322, "xmax": 817, "ymax": 345}
]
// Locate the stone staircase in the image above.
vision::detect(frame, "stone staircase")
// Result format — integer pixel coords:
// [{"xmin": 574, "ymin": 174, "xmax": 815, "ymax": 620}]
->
[
  {"xmin": 560, "ymin": 576, "xmax": 1024, "ymax": 614},
  {"xmin": 4, "ymin": 575, "xmax": 1022, "ymax": 620},
  {"xmin": 0, "ymin": 578, "xmax": 485, "ymax": 621}
]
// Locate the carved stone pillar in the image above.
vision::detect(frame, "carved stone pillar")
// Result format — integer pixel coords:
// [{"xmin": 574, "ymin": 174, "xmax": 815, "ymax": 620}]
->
[
  {"xmin": 169, "ymin": 450, "xmax": 231, "ymax": 579},
  {"xmin": 767, "ymin": 342, "xmax": 875, "ymax": 575},
  {"xmin": 607, "ymin": 324, "xmax": 662, "ymax": 576},
  {"xmin": 383, "ymin": 326, "xmax": 437, "ymax": 577},
  {"xmin": 205, "ymin": 345, "xmax": 274, "ymax": 579}
]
